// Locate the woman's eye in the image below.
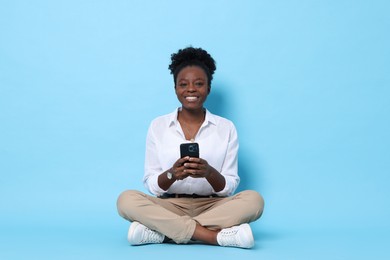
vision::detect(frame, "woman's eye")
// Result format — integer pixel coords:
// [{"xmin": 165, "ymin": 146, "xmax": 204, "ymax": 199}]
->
[
  {"xmin": 195, "ymin": 82, "xmax": 204, "ymax": 87},
  {"xmin": 179, "ymin": 83, "xmax": 187, "ymax": 87}
]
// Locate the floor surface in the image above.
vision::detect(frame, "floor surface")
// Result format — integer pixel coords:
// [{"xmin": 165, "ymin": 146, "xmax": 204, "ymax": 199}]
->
[{"xmin": 1, "ymin": 220, "xmax": 389, "ymax": 260}]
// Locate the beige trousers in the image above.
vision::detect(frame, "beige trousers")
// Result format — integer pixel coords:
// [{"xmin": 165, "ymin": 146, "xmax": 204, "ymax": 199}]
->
[{"xmin": 117, "ymin": 190, "xmax": 264, "ymax": 244}]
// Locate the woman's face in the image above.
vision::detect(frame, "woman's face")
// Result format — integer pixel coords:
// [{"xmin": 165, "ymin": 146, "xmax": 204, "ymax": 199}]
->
[{"xmin": 175, "ymin": 66, "xmax": 210, "ymax": 112}]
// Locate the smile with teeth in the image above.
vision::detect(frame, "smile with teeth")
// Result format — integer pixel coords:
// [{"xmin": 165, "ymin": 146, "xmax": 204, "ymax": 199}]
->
[{"xmin": 185, "ymin": 96, "xmax": 198, "ymax": 102}]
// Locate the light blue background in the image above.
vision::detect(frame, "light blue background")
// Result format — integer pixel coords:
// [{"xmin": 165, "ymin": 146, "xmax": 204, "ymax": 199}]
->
[{"xmin": 1, "ymin": 0, "xmax": 389, "ymax": 259}]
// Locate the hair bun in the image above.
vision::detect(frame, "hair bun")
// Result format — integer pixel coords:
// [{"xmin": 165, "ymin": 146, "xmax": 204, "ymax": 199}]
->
[{"xmin": 168, "ymin": 47, "xmax": 216, "ymax": 85}]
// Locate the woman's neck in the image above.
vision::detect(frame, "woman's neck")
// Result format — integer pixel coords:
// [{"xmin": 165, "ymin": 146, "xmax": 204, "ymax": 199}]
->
[
  {"xmin": 178, "ymin": 108, "xmax": 205, "ymax": 141},
  {"xmin": 178, "ymin": 107, "xmax": 205, "ymax": 124}
]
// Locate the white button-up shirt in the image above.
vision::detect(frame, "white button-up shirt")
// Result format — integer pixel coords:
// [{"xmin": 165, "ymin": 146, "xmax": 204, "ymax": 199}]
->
[{"xmin": 143, "ymin": 108, "xmax": 240, "ymax": 197}]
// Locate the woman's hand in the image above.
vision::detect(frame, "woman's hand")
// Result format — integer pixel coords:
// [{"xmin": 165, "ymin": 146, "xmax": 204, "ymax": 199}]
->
[
  {"xmin": 182, "ymin": 157, "xmax": 212, "ymax": 178},
  {"xmin": 170, "ymin": 156, "xmax": 193, "ymax": 180},
  {"xmin": 178, "ymin": 157, "xmax": 226, "ymax": 192}
]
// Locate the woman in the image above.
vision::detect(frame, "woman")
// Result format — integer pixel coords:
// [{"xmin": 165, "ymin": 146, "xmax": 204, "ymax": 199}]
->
[{"xmin": 117, "ymin": 47, "xmax": 264, "ymax": 248}]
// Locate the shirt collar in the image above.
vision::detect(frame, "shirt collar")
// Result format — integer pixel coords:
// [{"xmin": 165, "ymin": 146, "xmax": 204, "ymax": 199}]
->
[{"xmin": 168, "ymin": 107, "xmax": 217, "ymax": 127}]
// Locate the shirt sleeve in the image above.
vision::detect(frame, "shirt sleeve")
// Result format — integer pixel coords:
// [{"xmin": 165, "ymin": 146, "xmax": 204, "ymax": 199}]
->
[
  {"xmin": 214, "ymin": 122, "xmax": 240, "ymax": 197},
  {"xmin": 142, "ymin": 121, "xmax": 166, "ymax": 196}
]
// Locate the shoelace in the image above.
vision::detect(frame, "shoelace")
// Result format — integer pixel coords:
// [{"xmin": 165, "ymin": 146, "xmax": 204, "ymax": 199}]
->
[
  {"xmin": 140, "ymin": 227, "xmax": 163, "ymax": 244},
  {"xmin": 220, "ymin": 228, "xmax": 240, "ymax": 246}
]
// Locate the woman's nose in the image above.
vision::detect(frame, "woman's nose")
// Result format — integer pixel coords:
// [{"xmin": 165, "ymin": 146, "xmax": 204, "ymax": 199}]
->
[{"xmin": 187, "ymin": 83, "xmax": 196, "ymax": 91}]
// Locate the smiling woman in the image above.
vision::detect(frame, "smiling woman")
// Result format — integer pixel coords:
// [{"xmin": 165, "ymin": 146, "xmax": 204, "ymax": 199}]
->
[
  {"xmin": 175, "ymin": 66, "xmax": 209, "ymax": 141},
  {"xmin": 116, "ymin": 46, "xmax": 264, "ymax": 248},
  {"xmin": 170, "ymin": 48, "xmax": 215, "ymax": 141}
]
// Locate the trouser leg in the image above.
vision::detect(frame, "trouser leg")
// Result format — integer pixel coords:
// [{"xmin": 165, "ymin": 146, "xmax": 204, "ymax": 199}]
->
[
  {"xmin": 193, "ymin": 190, "xmax": 264, "ymax": 229},
  {"xmin": 116, "ymin": 190, "xmax": 196, "ymax": 244}
]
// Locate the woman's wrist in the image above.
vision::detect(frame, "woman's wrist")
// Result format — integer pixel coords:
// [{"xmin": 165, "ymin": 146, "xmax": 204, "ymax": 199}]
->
[
  {"xmin": 205, "ymin": 167, "xmax": 225, "ymax": 192},
  {"xmin": 158, "ymin": 168, "xmax": 176, "ymax": 191},
  {"xmin": 166, "ymin": 167, "xmax": 177, "ymax": 181}
]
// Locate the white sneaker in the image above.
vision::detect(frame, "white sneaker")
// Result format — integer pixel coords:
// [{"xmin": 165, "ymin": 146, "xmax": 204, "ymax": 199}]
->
[
  {"xmin": 127, "ymin": 221, "xmax": 165, "ymax": 245},
  {"xmin": 216, "ymin": 223, "xmax": 254, "ymax": 249}
]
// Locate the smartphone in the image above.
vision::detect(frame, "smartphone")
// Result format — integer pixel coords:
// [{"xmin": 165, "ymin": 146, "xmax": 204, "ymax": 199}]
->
[{"xmin": 180, "ymin": 143, "xmax": 199, "ymax": 158}]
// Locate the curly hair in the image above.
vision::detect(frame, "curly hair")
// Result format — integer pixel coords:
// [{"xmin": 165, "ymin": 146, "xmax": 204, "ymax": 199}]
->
[{"xmin": 168, "ymin": 47, "xmax": 216, "ymax": 86}]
